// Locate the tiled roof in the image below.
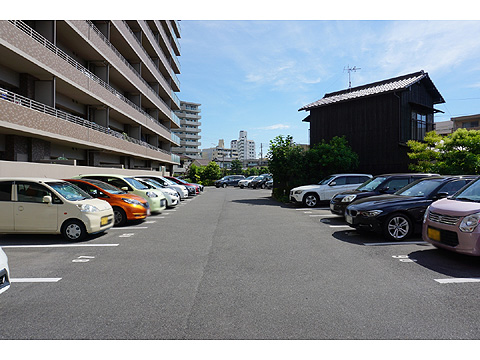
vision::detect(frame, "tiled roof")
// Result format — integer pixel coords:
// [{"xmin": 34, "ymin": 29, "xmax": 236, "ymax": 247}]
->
[{"xmin": 299, "ymin": 70, "xmax": 442, "ymax": 111}]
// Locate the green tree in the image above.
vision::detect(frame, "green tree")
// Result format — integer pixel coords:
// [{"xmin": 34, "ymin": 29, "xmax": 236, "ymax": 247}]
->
[
  {"xmin": 230, "ymin": 159, "xmax": 243, "ymax": 175},
  {"xmin": 200, "ymin": 161, "xmax": 222, "ymax": 185},
  {"xmin": 187, "ymin": 164, "xmax": 201, "ymax": 183},
  {"xmin": 408, "ymin": 129, "xmax": 480, "ymax": 175}
]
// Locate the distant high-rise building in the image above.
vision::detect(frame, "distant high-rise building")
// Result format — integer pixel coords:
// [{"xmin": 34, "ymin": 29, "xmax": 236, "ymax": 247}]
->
[{"xmin": 231, "ymin": 130, "xmax": 255, "ymax": 161}]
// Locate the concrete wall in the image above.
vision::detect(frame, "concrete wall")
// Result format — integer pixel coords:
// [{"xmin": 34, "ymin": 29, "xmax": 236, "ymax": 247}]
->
[{"xmin": 0, "ymin": 160, "xmax": 168, "ymax": 178}]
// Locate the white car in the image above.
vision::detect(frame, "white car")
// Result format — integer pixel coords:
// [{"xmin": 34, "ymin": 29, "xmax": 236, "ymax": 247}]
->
[
  {"xmin": 0, "ymin": 247, "xmax": 10, "ymax": 294},
  {"xmin": 135, "ymin": 175, "xmax": 189, "ymax": 200},
  {"xmin": 0, "ymin": 177, "xmax": 114, "ymax": 241},
  {"xmin": 289, "ymin": 173, "xmax": 372, "ymax": 208},
  {"xmin": 135, "ymin": 178, "xmax": 180, "ymax": 208},
  {"xmin": 238, "ymin": 176, "xmax": 257, "ymax": 189}
]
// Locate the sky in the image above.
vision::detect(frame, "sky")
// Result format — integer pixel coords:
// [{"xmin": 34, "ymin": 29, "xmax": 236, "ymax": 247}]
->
[{"xmin": 178, "ymin": 18, "xmax": 480, "ymax": 156}]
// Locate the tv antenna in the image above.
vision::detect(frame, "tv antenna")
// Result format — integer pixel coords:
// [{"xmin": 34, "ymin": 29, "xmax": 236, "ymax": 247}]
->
[{"xmin": 344, "ymin": 65, "xmax": 361, "ymax": 89}]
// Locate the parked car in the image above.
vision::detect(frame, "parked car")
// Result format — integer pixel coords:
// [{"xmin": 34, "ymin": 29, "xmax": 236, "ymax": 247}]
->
[
  {"xmin": 423, "ymin": 176, "xmax": 480, "ymax": 256},
  {"xmin": 290, "ymin": 174, "xmax": 373, "ymax": 207},
  {"xmin": 135, "ymin": 178, "xmax": 180, "ymax": 208},
  {"xmin": 75, "ymin": 174, "xmax": 166, "ymax": 214},
  {"xmin": 164, "ymin": 176, "xmax": 201, "ymax": 195},
  {"xmin": 238, "ymin": 176, "xmax": 258, "ymax": 189},
  {"xmin": 0, "ymin": 247, "xmax": 11, "ymax": 295},
  {"xmin": 251, "ymin": 174, "xmax": 273, "ymax": 189},
  {"xmin": 345, "ymin": 176, "xmax": 476, "ymax": 241},
  {"xmin": 265, "ymin": 178, "xmax": 273, "ymax": 189},
  {"xmin": 66, "ymin": 178, "xmax": 150, "ymax": 227},
  {"xmin": 0, "ymin": 177, "xmax": 114, "ymax": 241},
  {"xmin": 135, "ymin": 175, "xmax": 189, "ymax": 200},
  {"xmin": 330, "ymin": 173, "xmax": 437, "ymax": 216},
  {"xmin": 215, "ymin": 175, "xmax": 245, "ymax": 188}
]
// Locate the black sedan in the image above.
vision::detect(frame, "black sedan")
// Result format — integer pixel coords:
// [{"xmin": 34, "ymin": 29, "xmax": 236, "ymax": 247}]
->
[
  {"xmin": 330, "ymin": 173, "xmax": 436, "ymax": 217},
  {"xmin": 250, "ymin": 174, "xmax": 272, "ymax": 189},
  {"xmin": 345, "ymin": 176, "xmax": 476, "ymax": 241}
]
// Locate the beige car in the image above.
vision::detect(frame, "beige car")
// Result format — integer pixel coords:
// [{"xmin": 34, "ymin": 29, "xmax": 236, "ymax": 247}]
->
[{"xmin": 0, "ymin": 178, "xmax": 114, "ymax": 241}]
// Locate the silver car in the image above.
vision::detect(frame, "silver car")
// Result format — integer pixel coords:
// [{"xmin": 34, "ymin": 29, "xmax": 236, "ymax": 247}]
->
[{"xmin": 0, "ymin": 247, "xmax": 11, "ymax": 294}]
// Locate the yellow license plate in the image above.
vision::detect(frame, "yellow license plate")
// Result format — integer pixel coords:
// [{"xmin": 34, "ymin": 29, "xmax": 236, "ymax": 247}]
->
[
  {"xmin": 428, "ymin": 227, "xmax": 441, "ymax": 241},
  {"xmin": 101, "ymin": 216, "xmax": 109, "ymax": 226}
]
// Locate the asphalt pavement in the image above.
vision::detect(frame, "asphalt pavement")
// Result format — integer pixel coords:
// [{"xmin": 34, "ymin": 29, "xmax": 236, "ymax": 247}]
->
[{"xmin": 2, "ymin": 187, "xmax": 480, "ymax": 341}]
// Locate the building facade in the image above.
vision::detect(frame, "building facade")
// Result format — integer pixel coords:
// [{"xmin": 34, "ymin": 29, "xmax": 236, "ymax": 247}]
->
[
  {"xmin": 452, "ymin": 114, "xmax": 480, "ymax": 131},
  {"xmin": 0, "ymin": 20, "xmax": 181, "ymax": 173},
  {"xmin": 300, "ymin": 70, "xmax": 445, "ymax": 175},
  {"xmin": 171, "ymin": 100, "xmax": 201, "ymax": 173},
  {"xmin": 231, "ymin": 130, "xmax": 256, "ymax": 161}
]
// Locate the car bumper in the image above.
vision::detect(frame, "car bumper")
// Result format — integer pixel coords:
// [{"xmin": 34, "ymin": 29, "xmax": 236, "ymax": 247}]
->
[
  {"xmin": 330, "ymin": 201, "xmax": 347, "ymax": 216},
  {"xmin": 423, "ymin": 220, "xmax": 480, "ymax": 256},
  {"xmin": 124, "ymin": 204, "xmax": 149, "ymax": 220},
  {"xmin": 82, "ymin": 209, "xmax": 114, "ymax": 234},
  {"xmin": 345, "ymin": 211, "xmax": 383, "ymax": 233},
  {"xmin": 147, "ymin": 197, "xmax": 167, "ymax": 213},
  {"xmin": 290, "ymin": 193, "xmax": 303, "ymax": 203}
]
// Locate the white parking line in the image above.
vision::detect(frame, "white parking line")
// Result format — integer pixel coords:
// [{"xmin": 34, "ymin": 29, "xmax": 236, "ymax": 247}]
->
[
  {"xmin": 329, "ymin": 225, "xmax": 352, "ymax": 228},
  {"xmin": 11, "ymin": 278, "xmax": 62, "ymax": 283},
  {"xmin": 363, "ymin": 241, "xmax": 428, "ymax": 246},
  {"xmin": 2, "ymin": 244, "xmax": 119, "ymax": 248},
  {"xmin": 310, "ymin": 214, "xmax": 339, "ymax": 218},
  {"xmin": 435, "ymin": 278, "xmax": 480, "ymax": 284},
  {"xmin": 109, "ymin": 227, "xmax": 149, "ymax": 230}
]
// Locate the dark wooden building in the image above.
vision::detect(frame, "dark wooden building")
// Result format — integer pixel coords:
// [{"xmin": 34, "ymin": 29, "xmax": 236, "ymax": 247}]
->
[{"xmin": 299, "ymin": 70, "xmax": 445, "ymax": 175}]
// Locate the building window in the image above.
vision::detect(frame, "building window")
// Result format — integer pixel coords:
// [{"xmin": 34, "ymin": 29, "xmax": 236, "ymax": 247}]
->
[
  {"xmin": 411, "ymin": 110, "xmax": 433, "ymax": 141},
  {"xmin": 462, "ymin": 121, "xmax": 479, "ymax": 129}
]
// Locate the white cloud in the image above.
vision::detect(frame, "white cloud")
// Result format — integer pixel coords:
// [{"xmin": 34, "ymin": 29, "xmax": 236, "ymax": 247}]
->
[{"xmin": 255, "ymin": 124, "xmax": 291, "ymax": 130}]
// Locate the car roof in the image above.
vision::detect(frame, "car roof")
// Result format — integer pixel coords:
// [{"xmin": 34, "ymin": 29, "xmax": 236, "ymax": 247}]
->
[
  {"xmin": 375, "ymin": 173, "xmax": 438, "ymax": 177},
  {"xmin": 0, "ymin": 177, "xmax": 67, "ymax": 183}
]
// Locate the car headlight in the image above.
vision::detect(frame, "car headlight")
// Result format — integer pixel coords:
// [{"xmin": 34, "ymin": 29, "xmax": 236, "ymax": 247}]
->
[
  {"xmin": 359, "ymin": 210, "xmax": 383, "ymax": 217},
  {"xmin": 342, "ymin": 194, "xmax": 357, "ymax": 203},
  {"xmin": 146, "ymin": 191, "xmax": 158, "ymax": 198},
  {"xmin": 122, "ymin": 198, "xmax": 142, "ymax": 205},
  {"xmin": 294, "ymin": 190, "xmax": 303, "ymax": 194},
  {"xmin": 77, "ymin": 204, "xmax": 99, "ymax": 213},
  {"xmin": 459, "ymin": 212, "xmax": 480, "ymax": 233}
]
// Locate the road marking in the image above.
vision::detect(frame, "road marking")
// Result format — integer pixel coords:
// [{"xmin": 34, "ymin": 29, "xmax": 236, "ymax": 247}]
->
[
  {"xmin": 11, "ymin": 278, "xmax": 62, "ymax": 283},
  {"xmin": 363, "ymin": 241, "xmax": 427, "ymax": 246},
  {"xmin": 109, "ymin": 227, "xmax": 149, "ymax": 230},
  {"xmin": 435, "ymin": 278, "xmax": 480, "ymax": 284},
  {"xmin": 329, "ymin": 225, "xmax": 351, "ymax": 228},
  {"xmin": 145, "ymin": 221, "xmax": 156, "ymax": 224},
  {"xmin": 119, "ymin": 233, "xmax": 135, "ymax": 238},
  {"xmin": 304, "ymin": 211, "xmax": 313, "ymax": 214},
  {"xmin": 2, "ymin": 244, "xmax": 119, "ymax": 248}
]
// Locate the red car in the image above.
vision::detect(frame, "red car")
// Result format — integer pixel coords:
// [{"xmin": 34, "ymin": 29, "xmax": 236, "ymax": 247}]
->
[{"xmin": 164, "ymin": 176, "xmax": 200, "ymax": 195}]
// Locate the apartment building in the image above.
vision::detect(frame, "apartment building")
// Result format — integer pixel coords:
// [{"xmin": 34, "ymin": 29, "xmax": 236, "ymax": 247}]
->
[
  {"xmin": 172, "ymin": 100, "xmax": 201, "ymax": 173},
  {"xmin": 202, "ymin": 139, "xmax": 238, "ymax": 163},
  {"xmin": 452, "ymin": 114, "xmax": 480, "ymax": 131},
  {"xmin": 0, "ymin": 20, "xmax": 181, "ymax": 174},
  {"xmin": 231, "ymin": 130, "xmax": 256, "ymax": 161}
]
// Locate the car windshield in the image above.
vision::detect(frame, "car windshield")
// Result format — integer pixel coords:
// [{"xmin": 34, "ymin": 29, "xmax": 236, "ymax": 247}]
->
[
  {"xmin": 452, "ymin": 178, "xmax": 480, "ymax": 202},
  {"xmin": 124, "ymin": 177, "xmax": 149, "ymax": 190},
  {"xmin": 318, "ymin": 176, "xmax": 335, "ymax": 185},
  {"xmin": 396, "ymin": 179, "xmax": 444, "ymax": 197},
  {"xmin": 143, "ymin": 179, "xmax": 164, "ymax": 188},
  {"xmin": 161, "ymin": 177, "xmax": 176, "ymax": 186},
  {"xmin": 83, "ymin": 179, "xmax": 126, "ymax": 194},
  {"xmin": 47, "ymin": 181, "xmax": 92, "ymax": 201},
  {"xmin": 356, "ymin": 177, "xmax": 387, "ymax": 192},
  {"xmin": 246, "ymin": 176, "xmax": 256, "ymax": 180}
]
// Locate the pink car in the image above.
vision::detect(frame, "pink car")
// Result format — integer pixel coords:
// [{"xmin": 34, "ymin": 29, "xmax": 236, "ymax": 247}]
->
[{"xmin": 423, "ymin": 176, "xmax": 480, "ymax": 255}]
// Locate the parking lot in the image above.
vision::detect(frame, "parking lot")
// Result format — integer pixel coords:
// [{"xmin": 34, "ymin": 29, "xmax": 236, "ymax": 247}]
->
[{"xmin": 2, "ymin": 186, "xmax": 480, "ymax": 340}]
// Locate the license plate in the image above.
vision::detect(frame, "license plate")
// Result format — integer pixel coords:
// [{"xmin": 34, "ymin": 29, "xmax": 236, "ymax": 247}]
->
[
  {"xmin": 101, "ymin": 216, "xmax": 109, "ymax": 226},
  {"xmin": 427, "ymin": 227, "xmax": 441, "ymax": 241},
  {"xmin": 147, "ymin": 209, "xmax": 151, "ymax": 216},
  {"xmin": 330, "ymin": 203, "xmax": 335, "ymax": 210},
  {"xmin": 346, "ymin": 214, "xmax": 353, "ymax": 224}
]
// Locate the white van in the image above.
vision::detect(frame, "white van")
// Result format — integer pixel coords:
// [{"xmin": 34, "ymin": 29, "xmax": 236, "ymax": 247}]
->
[{"xmin": 0, "ymin": 178, "xmax": 114, "ymax": 241}]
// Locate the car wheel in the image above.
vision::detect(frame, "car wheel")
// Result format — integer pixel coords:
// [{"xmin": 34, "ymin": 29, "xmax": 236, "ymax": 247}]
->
[
  {"xmin": 113, "ymin": 207, "xmax": 127, "ymax": 227},
  {"xmin": 61, "ymin": 219, "xmax": 87, "ymax": 242},
  {"xmin": 222, "ymin": 183, "xmax": 227, "ymax": 188},
  {"xmin": 383, "ymin": 213, "xmax": 413, "ymax": 241},
  {"xmin": 240, "ymin": 185, "xmax": 244, "ymax": 189},
  {"xmin": 303, "ymin": 193, "xmax": 319, "ymax": 208}
]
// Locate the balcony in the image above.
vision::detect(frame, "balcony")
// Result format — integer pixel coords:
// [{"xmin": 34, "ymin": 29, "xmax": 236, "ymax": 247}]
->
[{"xmin": 0, "ymin": 88, "xmax": 178, "ymax": 165}]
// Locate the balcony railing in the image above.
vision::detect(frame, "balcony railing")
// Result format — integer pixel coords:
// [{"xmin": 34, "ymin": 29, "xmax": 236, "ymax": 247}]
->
[
  {"xmin": 8, "ymin": 20, "xmax": 178, "ymax": 142},
  {"xmin": 0, "ymin": 87, "xmax": 175, "ymax": 159}
]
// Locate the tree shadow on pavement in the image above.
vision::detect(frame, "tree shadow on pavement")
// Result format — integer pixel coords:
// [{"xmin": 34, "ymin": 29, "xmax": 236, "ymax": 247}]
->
[{"xmin": 231, "ymin": 196, "xmax": 295, "ymax": 208}]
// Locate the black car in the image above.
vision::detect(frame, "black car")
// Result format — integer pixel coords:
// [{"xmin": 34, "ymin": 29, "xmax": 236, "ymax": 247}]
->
[
  {"xmin": 345, "ymin": 176, "xmax": 476, "ymax": 241},
  {"xmin": 215, "ymin": 175, "xmax": 245, "ymax": 188},
  {"xmin": 250, "ymin": 174, "xmax": 272, "ymax": 189},
  {"xmin": 330, "ymin": 173, "xmax": 437, "ymax": 216}
]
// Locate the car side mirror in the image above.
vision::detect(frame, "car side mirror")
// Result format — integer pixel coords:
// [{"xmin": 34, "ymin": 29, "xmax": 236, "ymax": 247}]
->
[
  {"xmin": 329, "ymin": 181, "xmax": 337, "ymax": 186},
  {"xmin": 379, "ymin": 187, "xmax": 390, "ymax": 193},
  {"xmin": 433, "ymin": 192, "xmax": 449, "ymax": 200},
  {"xmin": 43, "ymin": 195, "xmax": 52, "ymax": 204},
  {"xmin": 121, "ymin": 187, "xmax": 129, "ymax": 191}
]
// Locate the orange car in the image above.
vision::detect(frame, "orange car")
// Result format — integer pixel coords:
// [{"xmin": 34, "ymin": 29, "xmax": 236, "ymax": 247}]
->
[{"xmin": 65, "ymin": 178, "xmax": 150, "ymax": 227}]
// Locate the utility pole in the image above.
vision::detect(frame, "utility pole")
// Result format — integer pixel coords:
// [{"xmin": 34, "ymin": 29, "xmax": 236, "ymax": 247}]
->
[{"xmin": 344, "ymin": 65, "xmax": 361, "ymax": 89}]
